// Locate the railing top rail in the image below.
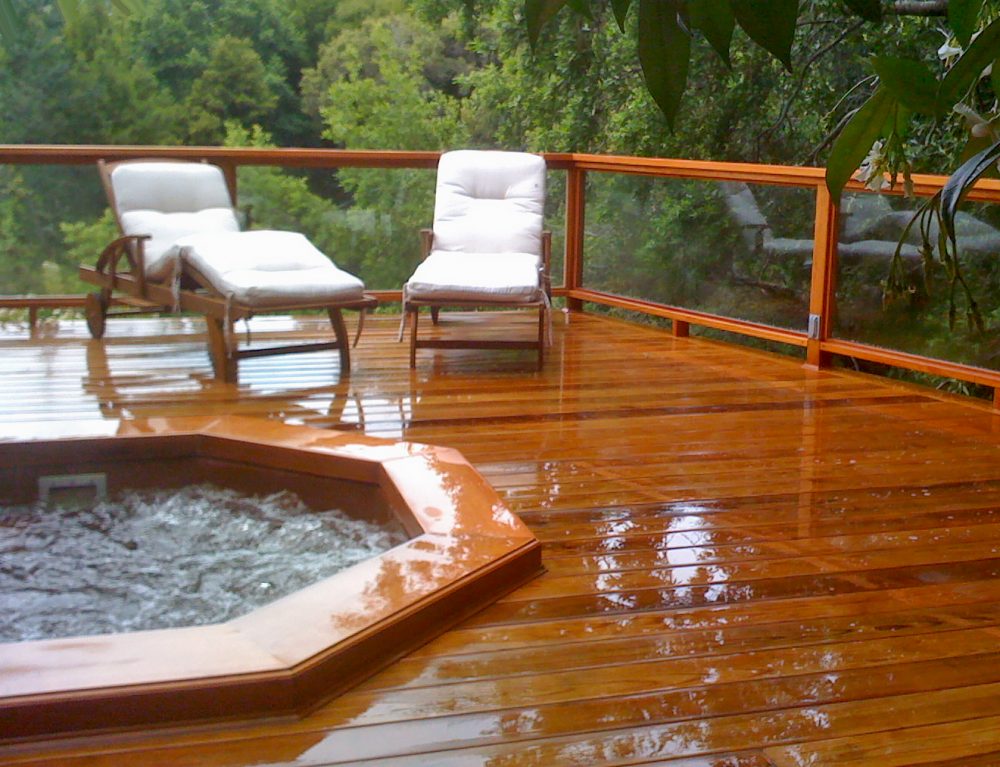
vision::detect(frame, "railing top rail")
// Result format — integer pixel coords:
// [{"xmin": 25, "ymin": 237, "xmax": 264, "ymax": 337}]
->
[
  {"xmin": 0, "ymin": 145, "xmax": 444, "ymax": 169},
  {"xmin": 563, "ymin": 152, "xmax": 1000, "ymax": 200},
  {"xmin": 565, "ymin": 153, "xmax": 828, "ymax": 186},
  {"xmin": 1, "ymin": 145, "xmax": 998, "ymax": 200}
]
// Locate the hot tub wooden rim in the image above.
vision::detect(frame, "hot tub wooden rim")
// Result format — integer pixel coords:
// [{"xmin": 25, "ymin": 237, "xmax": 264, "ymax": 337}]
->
[
  {"xmin": 0, "ymin": 539, "xmax": 541, "ymax": 741},
  {"xmin": 0, "ymin": 416, "xmax": 542, "ymax": 742}
]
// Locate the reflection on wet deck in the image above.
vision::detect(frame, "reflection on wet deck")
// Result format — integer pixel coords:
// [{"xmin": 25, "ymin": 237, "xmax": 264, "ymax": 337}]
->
[{"xmin": 5, "ymin": 309, "xmax": 1000, "ymax": 765}]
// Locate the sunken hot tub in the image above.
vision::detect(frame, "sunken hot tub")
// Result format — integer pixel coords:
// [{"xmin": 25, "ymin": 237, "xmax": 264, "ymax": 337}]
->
[{"xmin": 0, "ymin": 416, "xmax": 541, "ymax": 741}]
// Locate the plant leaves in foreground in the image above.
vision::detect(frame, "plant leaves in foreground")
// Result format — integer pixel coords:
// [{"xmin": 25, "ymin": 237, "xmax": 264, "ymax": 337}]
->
[
  {"xmin": 729, "ymin": 0, "xmax": 799, "ymax": 72},
  {"xmin": 525, "ymin": 0, "xmax": 568, "ymax": 46},
  {"xmin": 940, "ymin": 138, "xmax": 1000, "ymax": 245},
  {"xmin": 871, "ymin": 55, "xmax": 938, "ymax": 116},
  {"xmin": 938, "ymin": 16, "xmax": 1000, "ymax": 109},
  {"xmin": 948, "ymin": 0, "xmax": 984, "ymax": 47},
  {"xmin": 611, "ymin": 0, "xmax": 632, "ymax": 31},
  {"xmin": 637, "ymin": 0, "xmax": 690, "ymax": 130},
  {"xmin": 687, "ymin": 0, "xmax": 734, "ymax": 67},
  {"xmin": 826, "ymin": 86, "xmax": 895, "ymax": 198}
]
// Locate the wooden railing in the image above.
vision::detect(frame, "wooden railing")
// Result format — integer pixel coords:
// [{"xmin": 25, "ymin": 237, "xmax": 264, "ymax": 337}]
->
[{"xmin": 3, "ymin": 145, "xmax": 1000, "ymax": 403}]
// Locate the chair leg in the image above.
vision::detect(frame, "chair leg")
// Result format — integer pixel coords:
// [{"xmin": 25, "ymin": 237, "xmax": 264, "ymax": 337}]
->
[
  {"xmin": 431, "ymin": 307, "xmax": 440, "ymax": 325},
  {"xmin": 537, "ymin": 305, "xmax": 546, "ymax": 370},
  {"xmin": 353, "ymin": 308, "xmax": 367, "ymax": 348},
  {"xmin": 206, "ymin": 317, "xmax": 237, "ymax": 382},
  {"xmin": 328, "ymin": 308, "xmax": 351, "ymax": 372},
  {"xmin": 409, "ymin": 309, "xmax": 419, "ymax": 368}
]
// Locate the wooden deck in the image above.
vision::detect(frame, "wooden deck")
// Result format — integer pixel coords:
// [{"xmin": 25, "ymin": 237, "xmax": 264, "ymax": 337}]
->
[{"xmin": 5, "ymin": 309, "xmax": 1000, "ymax": 765}]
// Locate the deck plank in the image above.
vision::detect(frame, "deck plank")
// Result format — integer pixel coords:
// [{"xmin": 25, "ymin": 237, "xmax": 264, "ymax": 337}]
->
[{"xmin": 4, "ymin": 311, "xmax": 1000, "ymax": 765}]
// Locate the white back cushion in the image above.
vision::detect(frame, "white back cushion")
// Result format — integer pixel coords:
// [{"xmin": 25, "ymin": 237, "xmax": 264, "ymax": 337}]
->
[
  {"xmin": 111, "ymin": 162, "xmax": 235, "ymax": 214},
  {"xmin": 109, "ymin": 162, "xmax": 240, "ymax": 280},
  {"xmin": 432, "ymin": 150, "xmax": 545, "ymax": 256}
]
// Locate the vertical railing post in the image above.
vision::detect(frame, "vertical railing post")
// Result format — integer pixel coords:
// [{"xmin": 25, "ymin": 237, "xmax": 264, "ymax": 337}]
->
[
  {"xmin": 219, "ymin": 161, "xmax": 238, "ymax": 207},
  {"xmin": 805, "ymin": 183, "xmax": 840, "ymax": 369},
  {"xmin": 564, "ymin": 166, "xmax": 586, "ymax": 312}
]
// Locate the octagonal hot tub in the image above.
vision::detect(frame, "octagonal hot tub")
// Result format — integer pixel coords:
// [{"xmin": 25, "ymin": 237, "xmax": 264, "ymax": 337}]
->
[{"xmin": 0, "ymin": 416, "xmax": 541, "ymax": 741}]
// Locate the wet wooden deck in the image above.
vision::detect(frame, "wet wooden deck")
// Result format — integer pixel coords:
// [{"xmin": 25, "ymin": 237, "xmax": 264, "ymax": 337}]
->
[{"xmin": 5, "ymin": 309, "xmax": 1000, "ymax": 765}]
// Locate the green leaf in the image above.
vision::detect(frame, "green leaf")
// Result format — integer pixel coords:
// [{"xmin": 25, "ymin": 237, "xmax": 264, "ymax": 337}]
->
[
  {"xmin": 941, "ymin": 138, "xmax": 1000, "ymax": 243},
  {"xmin": 611, "ymin": 0, "xmax": 632, "ymax": 32},
  {"xmin": 55, "ymin": 0, "xmax": 81, "ymax": 27},
  {"xmin": 993, "ymin": 56, "xmax": 1000, "ymax": 98},
  {"xmin": 871, "ymin": 56, "xmax": 938, "ymax": 115},
  {"xmin": 688, "ymin": 0, "xmax": 734, "ymax": 67},
  {"xmin": 892, "ymin": 101, "xmax": 913, "ymax": 138},
  {"xmin": 958, "ymin": 133, "xmax": 997, "ymax": 170},
  {"xmin": 826, "ymin": 86, "xmax": 896, "ymax": 198},
  {"xmin": 939, "ymin": 16, "xmax": 1000, "ymax": 110},
  {"xmin": 729, "ymin": 0, "xmax": 798, "ymax": 72},
  {"xmin": 842, "ymin": 0, "xmax": 881, "ymax": 23},
  {"xmin": 110, "ymin": 0, "xmax": 143, "ymax": 14},
  {"xmin": 948, "ymin": 0, "xmax": 984, "ymax": 47},
  {"xmin": 0, "ymin": 0, "xmax": 20, "ymax": 40},
  {"xmin": 525, "ymin": 0, "xmax": 568, "ymax": 46},
  {"xmin": 637, "ymin": 0, "xmax": 690, "ymax": 131},
  {"xmin": 567, "ymin": 0, "xmax": 592, "ymax": 17}
]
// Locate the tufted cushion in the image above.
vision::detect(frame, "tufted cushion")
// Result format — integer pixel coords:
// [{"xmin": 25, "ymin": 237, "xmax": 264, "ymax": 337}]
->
[
  {"xmin": 431, "ymin": 150, "xmax": 546, "ymax": 257},
  {"xmin": 109, "ymin": 162, "xmax": 240, "ymax": 280},
  {"xmin": 177, "ymin": 230, "xmax": 365, "ymax": 308},
  {"xmin": 120, "ymin": 209, "xmax": 240, "ymax": 280},
  {"xmin": 406, "ymin": 250, "xmax": 542, "ymax": 303}
]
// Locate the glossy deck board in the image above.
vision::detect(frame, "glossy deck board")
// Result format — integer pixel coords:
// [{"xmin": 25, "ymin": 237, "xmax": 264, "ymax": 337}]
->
[{"xmin": 5, "ymin": 311, "xmax": 1000, "ymax": 765}]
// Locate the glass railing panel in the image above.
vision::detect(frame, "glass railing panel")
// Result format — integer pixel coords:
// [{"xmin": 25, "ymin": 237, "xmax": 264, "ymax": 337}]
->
[
  {"xmin": 242, "ymin": 165, "xmax": 568, "ymax": 294},
  {"xmin": 834, "ymin": 190, "xmax": 1000, "ymax": 372},
  {"xmin": 1, "ymin": 164, "xmax": 108, "ymax": 295},
  {"xmin": 238, "ymin": 165, "xmax": 436, "ymax": 294},
  {"xmin": 2, "ymin": 159, "xmax": 566, "ymax": 300},
  {"xmin": 581, "ymin": 173, "xmax": 813, "ymax": 332},
  {"xmin": 546, "ymin": 170, "xmax": 566, "ymax": 289}
]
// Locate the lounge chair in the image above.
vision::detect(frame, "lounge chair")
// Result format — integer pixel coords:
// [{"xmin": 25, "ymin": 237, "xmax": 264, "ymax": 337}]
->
[
  {"xmin": 80, "ymin": 159, "xmax": 377, "ymax": 382},
  {"xmin": 399, "ymin": 150, "xmax": 551, "ymax": 369}
]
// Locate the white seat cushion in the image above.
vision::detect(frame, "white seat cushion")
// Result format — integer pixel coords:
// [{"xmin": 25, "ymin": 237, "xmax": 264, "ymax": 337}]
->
[
  {"xmin": 405, "ymin": 251, "xmax": 542, "ymax": 303},
  {"xmin": 177, "ymin": 230, "xmax": 366, "ymax": 308},
  {"xmin": 110, "ymin": 162, "xmax": 241, "ymax": 281},
  {"xmin": 121, "ymin": 209, "xmax": 240, "ymax": 281}
]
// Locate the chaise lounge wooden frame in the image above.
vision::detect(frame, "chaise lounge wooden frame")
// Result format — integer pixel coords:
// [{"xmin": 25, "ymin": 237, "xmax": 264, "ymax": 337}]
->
[{"xmin": 80, "ymin": 159, "xmax": 377, "ymax": 382}]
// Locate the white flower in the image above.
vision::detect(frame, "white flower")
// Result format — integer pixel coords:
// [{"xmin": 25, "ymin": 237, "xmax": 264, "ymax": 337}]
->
[
  {"xmin": 855, "ymin": 139, "xmax": 890, "ymax": 191},
  {"xmin": 938, "ymin": 40, "xmax": 962, "ymax": 61},
  {"xmin": 954, "ymin": 103, "xmax": 998, "ymax": 140}
]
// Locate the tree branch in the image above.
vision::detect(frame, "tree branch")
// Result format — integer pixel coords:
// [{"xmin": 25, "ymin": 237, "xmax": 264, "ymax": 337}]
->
[
  {"xmin": 891, "ymin": 1, "xmax": 948, "ymax": 16},
  {"xmin": 761, "ymin": 19, "xmax": 866, "ymax": 146}
]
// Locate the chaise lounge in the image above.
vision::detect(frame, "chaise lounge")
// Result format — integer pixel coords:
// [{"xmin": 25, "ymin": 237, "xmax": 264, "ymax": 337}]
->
[{"xmin": 80, "ymin": 159, "xmax": 377, "ymax": 382}]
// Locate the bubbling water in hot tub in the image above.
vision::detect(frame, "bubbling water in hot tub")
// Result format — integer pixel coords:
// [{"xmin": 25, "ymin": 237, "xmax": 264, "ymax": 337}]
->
[{"xmin": 0, "ymin": 483, "xmax": 408, "ymax": 643}]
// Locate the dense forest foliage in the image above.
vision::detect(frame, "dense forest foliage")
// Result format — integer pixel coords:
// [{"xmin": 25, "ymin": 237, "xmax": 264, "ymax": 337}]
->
[{"xmin": 2, "ymin": 0, "xmax": 999, "ymax": 376}]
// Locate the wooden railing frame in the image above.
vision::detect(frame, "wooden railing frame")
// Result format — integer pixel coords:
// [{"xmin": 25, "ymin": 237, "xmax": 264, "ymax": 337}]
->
[{"xmin": 3, "ymin": 145, "xmax": 1000, "ymax": 404}]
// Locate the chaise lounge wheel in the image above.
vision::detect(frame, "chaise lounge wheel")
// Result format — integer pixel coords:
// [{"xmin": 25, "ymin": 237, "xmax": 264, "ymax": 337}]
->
[{"xmin": 85, "ymin": 292, "xmax": 108, "ymax": 339}]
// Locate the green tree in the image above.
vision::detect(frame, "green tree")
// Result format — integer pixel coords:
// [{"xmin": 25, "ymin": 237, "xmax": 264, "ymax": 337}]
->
[
  {"xmin": 185, "ymin": 36, "xmax": 279, "ymax": 144},
  {"xmin": 130, "ymin": 0, "xmax": 311, "ymax": 145},
  {"xmin": 301, "ymin": 12, "xmax": 472, "ymax": 288}
]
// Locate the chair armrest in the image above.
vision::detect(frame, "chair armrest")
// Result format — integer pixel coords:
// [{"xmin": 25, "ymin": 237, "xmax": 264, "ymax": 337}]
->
[
  {"xmin": 96, "ymin": 234, "xmax": 151, "ymax": 292},
  {"xmin": 419, "ymin": 228, "xmax": 434, "ymax": 258}
]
